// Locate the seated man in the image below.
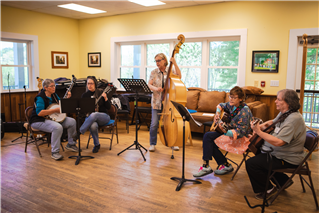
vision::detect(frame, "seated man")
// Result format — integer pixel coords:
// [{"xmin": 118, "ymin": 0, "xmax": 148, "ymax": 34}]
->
[
  {"xmin": 29, "ymin": 79, "xmax": 80, "ymax": 160},
  {"xmin": 246, "ymin": 89, "xmax": 306, "ymax": 200}
]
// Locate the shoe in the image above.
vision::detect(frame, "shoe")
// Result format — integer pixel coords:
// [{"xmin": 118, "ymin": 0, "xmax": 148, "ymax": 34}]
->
[
  {"xmin": 172, "ymin": 146, "xmax": 179, "ymax": 151},
  {"xmin": 65, "ymin": 144, "xmax": 81, "ymax": 152},
  {"xmin": 277, "ymin": 179, "xmax": 294, "ymax": 190},
  {"xmin": 193, "ymin": 166, "xmax": 213, "ymax": 177},
  {"xmin": 149, "ymin": 145, "xmax": 155, "ymax": 152},
  {"xmin": 214, "ymin": 164, "xmax": 234, "ymax": 175},
  {"xmin": 51, "ymin": 152, "xmax": 64, "ymax": 160},
  {"xmin": 92, "ymin": 144, "xmax": 100, "ymax": 153},
  {"xmin": 255, "ymin": 187, "xmax": 278, "ymax": 200}
]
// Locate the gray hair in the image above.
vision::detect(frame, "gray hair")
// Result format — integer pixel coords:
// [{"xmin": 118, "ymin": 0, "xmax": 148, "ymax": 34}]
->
[
  {"xmin": 42, "ymin": 79, "xmax": 54, "ymax": 89},
  {"xmin": 278, "ymin": 89, "xmax": 301, "ymax": 111},
  {"xmin": 155, "ymin": 53, "xmax": 168, "ymax": 66}
]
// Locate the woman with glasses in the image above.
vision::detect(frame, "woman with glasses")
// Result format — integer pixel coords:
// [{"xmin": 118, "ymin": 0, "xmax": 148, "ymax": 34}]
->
[
  {"xmin": 147, "ymin": 53, "xmax": 181, "ymax": 152},
  {"xmin": 193, "ymin": 86, "xmax": 253, "ymax": 177},
  {"xmin": 29, "ymin": 78, "xmax": 79, "ymax": 160},
  {"xmin": 79, "ymin": 76, "xmax": 111, "ymax": 153}
]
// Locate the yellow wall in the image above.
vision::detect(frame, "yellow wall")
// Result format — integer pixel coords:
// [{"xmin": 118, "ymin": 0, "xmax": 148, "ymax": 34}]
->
[
  {"xmin": 78, "ymin": 1, "xmax": 318, "ymax": 94},
  {"xmin": 1, "ymin": 6, "xmax": 80, "ymax": 81},
  {"xmin": 2, "ymin": 1, "xmax": 318, "ymax": 94}
]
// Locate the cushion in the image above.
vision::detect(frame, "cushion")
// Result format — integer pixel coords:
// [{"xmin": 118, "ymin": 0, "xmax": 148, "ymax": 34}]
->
[
  {"xmin": 188, "ymin": 109, "xmax": 197, "ymax": 114},
  {"xmin": 242, "ymin": 86, "xmax": 264, "ymax": 95},
  {"xmin": 245, "ymin": 94, "xmax": 256, "ymax": 103},
  {"xmin": 187, "ymin": 87, "xmax": 207, "ymax": 92},
  {"xmin": 197, "ymin": 91, "xmax": 226, "ymax": 113},
  {"xmin": 186, "ymin": 90, "xmax": 200, "ymax": 110}
]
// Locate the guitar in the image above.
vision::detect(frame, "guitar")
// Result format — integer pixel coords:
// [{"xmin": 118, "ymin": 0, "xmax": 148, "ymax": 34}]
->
[
  {"xmin": 248, "ymin": 110, "xmax": 295, "ymax": 155},
  {"xmin": 210, "ymin": 109, "xmax": 231, "ymax": 134},
  {"xmin": 95, "ymin": 83, "xmax": 115, "ymax": 112},
  {"xmin": 47, "ymin": 75, "xmax": 77, "ymax": 123}
]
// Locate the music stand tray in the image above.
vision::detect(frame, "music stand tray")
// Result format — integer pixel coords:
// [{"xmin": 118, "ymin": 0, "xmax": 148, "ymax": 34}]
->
[
  {"xmin": 117, "ymin": 78, "xmax": 152, "ymax": 161},
  {"xmin": 170, "ymin": 100, "xmax": 202, "ymax": 191},
  {"xmin": 61, "ymin": 98, "xmax": 95, "ymax": 165}
]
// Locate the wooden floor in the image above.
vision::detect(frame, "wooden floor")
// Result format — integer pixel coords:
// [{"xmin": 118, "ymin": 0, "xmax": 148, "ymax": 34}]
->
[{"xmin": 1, "ymin": 122, "xmax": 319, "ymax": 212}]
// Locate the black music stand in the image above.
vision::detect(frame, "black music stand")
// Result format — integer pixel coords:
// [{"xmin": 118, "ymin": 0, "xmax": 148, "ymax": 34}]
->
[
  {"xmin": 117, "ymin": 78, "xmax": 151, "ymax": 161},
  {"xmin": 170, "ymin": 100, "xmax": 202, "ymax": 191},
  {"xmin": 61, "ymin": 98, "xmax": 95, "ymax": 165}
]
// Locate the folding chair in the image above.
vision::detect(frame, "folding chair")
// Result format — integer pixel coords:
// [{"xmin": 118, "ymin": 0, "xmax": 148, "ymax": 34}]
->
[
  {"xmin": 87, "ymin": 104, "xmax": 119, "ymax": 150},
  {"xmin": 24, "ymin": 106, "xmax": 64, "ymax": 157},
  {"xmin": 268, "ymin": 130, "xmax": 319, "ymax": 210}
]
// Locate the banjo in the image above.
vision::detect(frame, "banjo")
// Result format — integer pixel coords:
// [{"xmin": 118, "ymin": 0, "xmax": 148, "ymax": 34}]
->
[{"xmin": 47, "ymin": 75, "xmax": 77, "ymax": 123}]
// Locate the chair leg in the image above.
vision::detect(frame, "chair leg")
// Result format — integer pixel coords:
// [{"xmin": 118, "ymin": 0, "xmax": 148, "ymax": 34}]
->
[
  {"xmin": 116, "ymin": 123, "xmax": 119, "ymax": 144},
  {"xmin": 34, "ymin": 137, "xmax": 42, "ymax": 157},
  {"xmin": 307, "ymin": 173, "xmax": 319, "ymax": 210},
  {"xmin": 230, "ymin": 152, "xmax": 248, "ymax": 181},
  {"xmin": 87, "ymin": 133, "xmax": 91, "ymax": 149},
  {"xmin": 126, "ymin": 113, "xmax": 129, "ymax": 133},
  {"xmin": 25, "ymin": 130, "xmax": 29, "ymax": 153},
  {"xmin": 109, "ymin": 127, "xmax": 114, "ymax": 150},
  {"xmin": 299, "ymin": 174, "xmax": 306, "ymax": 192}
]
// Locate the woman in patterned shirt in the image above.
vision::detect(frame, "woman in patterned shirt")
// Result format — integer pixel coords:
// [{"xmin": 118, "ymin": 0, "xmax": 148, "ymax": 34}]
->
[
  {"xmin": 147, "ymin": 53, "xmax": 181, "ymax": 152},
  {"xmin": 193, "ymin": 86, "xmax": 253, "ymax": 177}
]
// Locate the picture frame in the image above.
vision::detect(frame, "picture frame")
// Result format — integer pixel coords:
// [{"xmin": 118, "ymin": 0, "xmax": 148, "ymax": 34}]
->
[
  {"xmin": 51, "ymin": 51, "xmax": 68, "ymax": 68},
  {"xmin": 88, "ymin": 52, "xmax": 101, "ymax": 67},
  {"xmin": 252, "ymin": 50, "xmax": 279, "ymax": 73}
]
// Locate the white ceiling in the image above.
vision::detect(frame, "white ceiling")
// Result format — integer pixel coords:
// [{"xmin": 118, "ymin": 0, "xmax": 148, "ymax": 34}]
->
[{"xmin": 1, "ymin": 0, "xmax": 227, "ymax": 19}]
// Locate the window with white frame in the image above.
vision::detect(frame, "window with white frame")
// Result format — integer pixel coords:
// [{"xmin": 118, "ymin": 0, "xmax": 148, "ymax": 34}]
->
[
  {"xmin": 115, "ymin": 32, "xmax": 244, "ymax": 91},
  {"xmin": 0, "ymin": 32, "xmax": 39, "ymax": 92}
]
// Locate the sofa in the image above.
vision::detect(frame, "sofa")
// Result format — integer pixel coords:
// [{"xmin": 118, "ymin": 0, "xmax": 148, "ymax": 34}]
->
[{"xmin": 186, "ymin": 86, "xmax": 268, "ymax": 133}]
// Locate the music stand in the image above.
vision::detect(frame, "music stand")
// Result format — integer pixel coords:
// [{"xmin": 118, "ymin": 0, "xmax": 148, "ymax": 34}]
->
[
  {"xmin": 117, "ymin": 78, "xmax": 152, "ymax": 161},
  {"xmin": 170, "ymin": 100, "xmax": 202, "ymax": 191},
  {"xmin": 61, "ymin": 98, "xmax": 95, "ymax": 165}
]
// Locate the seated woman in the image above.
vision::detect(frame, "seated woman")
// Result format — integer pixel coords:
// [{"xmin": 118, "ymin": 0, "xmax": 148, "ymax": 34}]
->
[
  {"xmin": 80, "ymin": 76, "xmax": 111, "ymax": 153},
  {"xmin": 246, "ymin": 89, "xmax": 306, "ymax": 200},
  {"xmin": 193, "ymin": 86, "xmax": 253, "ymax": 177}
]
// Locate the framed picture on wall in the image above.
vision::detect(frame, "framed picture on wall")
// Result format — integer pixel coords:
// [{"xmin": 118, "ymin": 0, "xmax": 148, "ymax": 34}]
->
[
  {"xmin": 51, "ymin": 51, "xmax": 68, "ymax": 68},
  {"xmin": 252, "ymin": 50, "xmax": 279, "ymax": 73},
  {"xmin": 88, "ymin": 52, "xmax": 101, "ymax": 67}
]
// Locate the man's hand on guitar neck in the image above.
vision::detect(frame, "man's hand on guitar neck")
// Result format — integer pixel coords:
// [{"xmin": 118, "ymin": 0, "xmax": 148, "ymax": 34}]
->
[{"xmin": 66, "ymin": 91, "xmax": 71, "ymax": 99}]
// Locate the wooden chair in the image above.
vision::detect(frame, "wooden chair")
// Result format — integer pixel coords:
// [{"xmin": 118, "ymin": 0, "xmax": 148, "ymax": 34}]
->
[
  {"xmin": 268, "ymin": 130, "xmax": 319, "ymax": 210},
  {"xmin": 24, "ymin": 106, "xmax": 65, "ymax": 157},
  {"xmin": 87, "ymin": 104, "xmax": 119, "ymax": 150}
]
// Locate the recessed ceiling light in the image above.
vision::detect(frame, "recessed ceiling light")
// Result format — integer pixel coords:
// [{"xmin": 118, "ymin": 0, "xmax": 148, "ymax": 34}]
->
[
  {"xmin": 58, "ymin": 3, "xmax": 106, "ymax": 14},
  {"xmin": 128, "ymin": 0, "xmax": 165, "ymax": 7}
]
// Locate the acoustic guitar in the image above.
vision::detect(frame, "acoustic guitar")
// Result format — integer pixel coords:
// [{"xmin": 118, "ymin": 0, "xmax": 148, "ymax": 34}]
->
[{"xmin": 210, "ymin": 109, "xmax": 231, "ymax": 134}]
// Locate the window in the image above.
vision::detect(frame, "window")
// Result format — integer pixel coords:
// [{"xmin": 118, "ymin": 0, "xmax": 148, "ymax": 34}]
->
[
  {"xmin": 112, "ymin": 29, "xmax": 246, "ymax": 91},
  {"xmin": 0, "ymin": 32, "xmax": 39, "ymax": 92},
  {"xmin": 302, "ymin": 47, "xmax": 319, "ymax": 130}
]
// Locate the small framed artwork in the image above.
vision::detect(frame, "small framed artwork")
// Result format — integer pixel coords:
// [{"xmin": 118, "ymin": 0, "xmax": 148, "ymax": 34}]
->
[
  {"xmin": 88, "ymin": 52, "xmax": 101, "ymax": 67},
  {"xmin": 51, "ymin": 51, "xmax": 68, "ymax": 68},
  {"xmin": 252, "ymin": 50, "xmax": 279, "ymax": 73}
]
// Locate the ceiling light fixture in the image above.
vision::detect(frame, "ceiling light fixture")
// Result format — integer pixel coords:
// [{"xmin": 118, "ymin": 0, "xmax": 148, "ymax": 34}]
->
[
  {"xmin": 128, "ymin": 0, "xmax": 165, "ymax": 7},
  {"xmin": 58, "ymin": 3, "xmax": 106, "ymax": 14}
]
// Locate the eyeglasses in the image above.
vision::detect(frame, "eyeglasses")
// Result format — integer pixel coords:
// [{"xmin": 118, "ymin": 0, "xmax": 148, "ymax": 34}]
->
[
  {"xmin": 48, "ymin": 85, "xmax": 56, "ymax": 88},
  {"xmin": 87, "ymin": 83, "xmax": 95, "ymax": 85},
  {"xmin": 229, "ymin": 96, "xmax": 239, "ymax": 100},
  {"xmin": 155, "ymin": 59, "xmax": 163, "ymax": 63}
]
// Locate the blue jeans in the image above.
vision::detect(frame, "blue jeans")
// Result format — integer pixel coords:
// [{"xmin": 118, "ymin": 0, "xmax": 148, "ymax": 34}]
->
[
  {"xmin": 31, "ymin": 117, "xmax": 77, "ymax": 153},
  {"xmin": 202, "ymin": 131, "xmax": 226, "ymax": 165},
  {"xmin": 80, "ymin": 112, "xmax": 110, "ymax": 146},
  {"xmin": 149, "ymin": 108, "xmax": 161, "ymax": 145}
]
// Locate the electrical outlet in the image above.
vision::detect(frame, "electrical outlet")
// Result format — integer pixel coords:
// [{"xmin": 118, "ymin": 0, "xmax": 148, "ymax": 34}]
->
[
  {"xmin": 270, "ymin": 80, "xmax": 279, "ymax": 87},
  {"xmin": 254, "ymin": 80, "xmax": 259, "ymax": 87}
]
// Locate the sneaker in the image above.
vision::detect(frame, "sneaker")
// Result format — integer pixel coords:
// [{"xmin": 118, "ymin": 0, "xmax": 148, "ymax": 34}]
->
[
  {"xmin": 65, "ymin": 144, "xmax": 81, "ymax": 152},
  {"xmin": 149, "ymin": 145, "xmax": 155, "ymax": 152},
  {"xmin": 51, "ymin": 152, "xmax": 64, "ymax": 160},
  {"xmin": 92, "ymin": 144, "xmax": 100, "ymax": 153},
  {"xmin": 214, "ymin": 164, "xmax": 234, "ymax": 175},
  {"xmin": 193, "ymin": 165, "xmax": 213, "ymax": 178},
  {"xmin": 255, "ymin": 187, "xmax": 278, "ymax": 200},
  {"xmin": 172, "ymin": 146, "xmax": 179, "ymax": 151}
]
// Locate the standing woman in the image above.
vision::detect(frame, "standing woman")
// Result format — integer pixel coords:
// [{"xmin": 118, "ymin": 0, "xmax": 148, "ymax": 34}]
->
[
  {"xmin": 193, "ymin": 86, "xmax": 253, "ymax": 177},
  {"xmin": 80, "ymin": 76, "xmax": 111, "ymax": 153},
  {"xmin": 147, "ymin": 53, "xmax": 182, "ymax": 152}
]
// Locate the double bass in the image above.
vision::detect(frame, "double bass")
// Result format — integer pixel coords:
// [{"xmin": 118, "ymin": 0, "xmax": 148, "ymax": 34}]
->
[{"xmin": 159, "ymin": 34, "xmax": 191, "ymax": 147}]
